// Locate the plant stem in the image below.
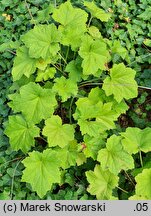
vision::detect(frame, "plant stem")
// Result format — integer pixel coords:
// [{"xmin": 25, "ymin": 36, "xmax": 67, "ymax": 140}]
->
[
  {"xmin": 117, "ymin": 186, "xmax": 128, "ymax": 194},
  {"xmin": 87, "ymin": 16, "xmax": 93, "ymax": 28},
  {"xmin": 10, "ymin": 158, "xmax": 23, "ymax": 200},
  {"xmin": 25, "ymin": 0, "xmax": 36, "ymax": 25},
  {"xmin": 139, "ymin": 150, "xmax": 143, "ymax": 167},
  {"xmin": 124, "ymin": 170, "xmax": 135, "ymax": 186},
  {"xmin": 58, "ymin": 52, "xmax": 67, "ymax": 65},
  {"xmin": 138, "ymin": 85, "xmax": 151, "ymax": 91},
  {"xmin": 69, "ymin": 97, "xmax": 75, "ymax": 124},
  {"xmin": 79, "ymin": 82, "xmax": 103, "ymax": 88},
  {"xmin": 54, "ymin": 0, "xmax": 57, "ymax": 7}
]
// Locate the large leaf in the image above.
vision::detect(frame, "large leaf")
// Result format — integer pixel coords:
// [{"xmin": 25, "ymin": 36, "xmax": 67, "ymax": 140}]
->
[
  {"xmin": 4, "ymin": 115, "xmax": 39, "ymax": 153},
  {"xmin": 22, "ymin": 24, "xmax": 60, "ymax": 59},
  {"xmin": 84, "ymin": 1, "xmax": 111, "ymax": 22},
  {"xmin": 135, "ymin": 169, "xmax": 151, "ymax": 199},
  {"xmin": 74, "ymin": 96, "xmax": 118, "ymax": 136},
  {"xmin": 12, "ymin": 46, "xmax": 37, "ymax": 81},
  {"xmin": 97, "ymin": 135, "xmax": 134, "ymax": 174},
  {"xmin": 121, "ymin": 127, "xmax": 151, "ymax": 154},
  {"xmin": 52, "ymin": 1, "xmax": 88, "ymax": 49},
  {"xmin": 102, "ymin": 63, "xmax": 138, "ymax": 102},
  {"xmin": 79, "ymin": 35, "xmax": 110, "ymax": 75},
  {"xmin": 22, "ymin": 149, "xmax": 61, "ymax": 198},
  {"xmin": 52, "ymin": 76, "xmax": 78, "ymax": 102},
  {"xmin": 10, "ymin": 82, "xmax": 57, "ymax": 124},
  {"xmin": 42, "ymin": 115, "xmax": 75, "ymax": 148},
  {"xmin": 86, "ymin": 164, "xmax": 119, "ymax": 199}
]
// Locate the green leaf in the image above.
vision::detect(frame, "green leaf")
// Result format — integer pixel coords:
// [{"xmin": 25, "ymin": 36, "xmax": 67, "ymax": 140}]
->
[
  {"xmin": 121, "ymin": 127, "xmax": 151, "ymax": 154},
  {"xmin": 86, "ymin": 164, "xmax": 119, "ymax": 199},
  {"xmin": 135, "ymin": 169, "xmax": 151, "ymax": 199},
  {"xmin": 102, "ymin": 63, "xmax": 138, "ymax": 102},
  {"xmin": 56, "ymin": 140, "xmax": 78, "ymax": 169},
  {"xmin": 52, "ymin": 76, "xmax": 78, "ymax": 102},
  {"xmin": 12, "ymin": 46, "xmax": 37, "ymax": 81},
  {"xmin": 0, "ymin": 191, "xmax": 10, "ymax": 200},
  {"xmin": 97, "ymin": 135, "xmax": 134, "ymax": 174},
  {"xmin": 83, "ymin": 134, "xmax": 106, "ymax": 160},
  {"xmin": 111, "ymin": 40, "xmax": 129, "ymax": 61},
  {"xmin": 88, "ymin": 26, "xmax": 102, "ymax": 39},
  {"xmin": 74, "ymin": 96, "xmax": 118, "ymax": 136},
  {"xmin": 84, "ymin": 1, "xmax": 111, "ymax": 22},
  {"xmin": 79, "ymin": 35, "xmax": 110, "ymax": 75},
  {"xmin": 22, "ymin": 24, "xmax": 60, "ymax": 59},
  {"xmin": 36, "ymin": 4, "xmax": 54, "ymax": 22},
  {"xmin": 65, "ymin": 58, "xmax": 83, "ymax": 82},
  {"xmin": 42, "ymin": 115, "xmax": 75, "ymax": 148},
  {"xmin": 22, "ymin": 149, "xmax": 61, "ymax": 198},
  {"xmin": 36, "ymin": 67, "xmax": 56, "ymax": 82},
  {"xmin": 52, "ymin": 1, "xmax": 88, "ymax": 49},
  {"xmin": 10, "ymin": 82, "xmax": 57, "ymax": 124},
  {"xmin": 144, "ymin": 38, "xmax": 151, "ymax": 47},
  {"xmin": 129, "ymin": 195, "xmax": 149, "ymax": 200},
  {"xmin": 4, "ymin": 115, "xmax": 39, "ymax": 153}
]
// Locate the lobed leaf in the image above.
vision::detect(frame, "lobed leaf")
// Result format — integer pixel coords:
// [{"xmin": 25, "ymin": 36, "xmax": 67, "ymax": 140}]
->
[
  {"xmin": 121, "ymin": 127, "xmax": 151, "ymax": 154},
  {"xmin": 4, "ymin": 115, "xmax": 40, "ymax": 153},
  {"xmin": 22, "ymin": 149, "xmax": 61, "ymax": 198},
  {"xmin": 10, "ymin": 82, "xmax": 57, "ymax": 124},
  {"xmin": 12, "ymin": 46, "xmax": 37, "ymax": 81},
  {"xmin": 102, "ymin": 63, "xmax": 138, "ymax": 102},
  {"xmin": 97, "ymin": 135, "xmax": 134, "ymax": 174},
  {"xmin": 42, "ymin": 115, "xmax": 75, "ymax": 148},
  {"xmin": 22, "ymin": 24, "xmax": 60, "ymax": 59},
  {"xmin": 86, "ymin": 164, "xmax": 119, "ymax": 199},
  {"xmin": 79, "ymin": 35, "xmax": 110, "ymax": 75}
]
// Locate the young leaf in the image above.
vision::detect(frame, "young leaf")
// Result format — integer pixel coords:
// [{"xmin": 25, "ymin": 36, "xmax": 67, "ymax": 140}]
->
[
  {"xmin": 52, "ymin": 1, "xmax": 88, "ymax": 49},
  {"xmin": 56, "ymin": 140, "xmax": 79, "ymax": 169},
  {"xmin": 121, "ymin": 127, "xmax": 151, "ymax": 154},
  {"xmin": 86, "ymin": 164, "xmax": 119, "ymax": 199},
  {"xmin": 12, "ymin": 46, "xmax": 37, "ymax": 81},
  {"xmin": 83, "ymin": 134, "xmax": 106, "ymax": 160},
  {"xmin": 22, "ymin": 24, "xmax": 60, "ymax": 59},
  {"xmin": 84, "ymin": 1, "xmax": 111, "ymax": 22},
  {"xmin": 74, "ymin": 97, "xmax": 118, "ymax": 136},
  {"xmin": 65, "ymin": 58, "xmax": 83, "ymax": 82},
  {"xmin": 10, "ymin": 82, "xmax": 57, "ymax": 124},
  {"xmin": 22, "ymin": 149, "xmax": 61, "ymax": 198},
  {"xmin": 42, "ymin": 115, "xmax": 75, "ymax": 148},
  {"xmin": 4, "ymin": 115, "xmax": 40, "ymax": 153},
  {"xmin": 36, "ymin": 67, "xmax": 56, "ymax": 82},
  {"xmin": 79, "ymin": 35, "xmax": 110, "ymax": 75},
  {"xmin": 97, "ymin": 135, "xmax": 134, "ymax": 174},
  {"xmin": 135, "ymin": 169, "xmax": 151, "ymax": 199},
  {"xmin": 102, "ymin": 63, "xmax": 138, "ymax": 102},
  {"xmin": 52, "ymin": 76, "xmax": 78, "ymax": 102}
]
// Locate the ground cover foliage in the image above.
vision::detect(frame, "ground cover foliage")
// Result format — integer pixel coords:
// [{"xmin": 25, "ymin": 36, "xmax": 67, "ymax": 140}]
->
[{"xmin": 0, "ymin": 0, "xmax": 151, "ymax": 200}]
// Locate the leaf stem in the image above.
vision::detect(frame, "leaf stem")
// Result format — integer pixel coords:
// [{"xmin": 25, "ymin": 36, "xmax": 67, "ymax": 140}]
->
[
  {"xmin": 69, "ymin": 97, "xmax": 75, "ymax": 124},
  {"xmin": 117, "ymin": 186, "xmax": 128, "ymax": 194},
  {"xmin": 139, "ymin": 150, "xmax": 143, "ymax": 167},
  {"xmin": 10, "ymin": 158, "xmax": 24, "ymax": 200},
  {"xmin": 79, "ymin": 82, "xmax": 103, "ymax": 88},
  {"xmin": 124, "ymin": 170, "xmax": 135, "ymax": 186},
  {"xmin": 87, "ymin": 16, "xmax": 93, "ymax": 28},
  {"xmin": 25, "ymin": 0, "xmax": 36, "ymax": 25},
  {"xmin": 58, "ymin": 52, "xmax": 67, "ymax": 65},
  {"xmin": 54, "ymin": 0, "xmax": 57, "ymax": 8}
]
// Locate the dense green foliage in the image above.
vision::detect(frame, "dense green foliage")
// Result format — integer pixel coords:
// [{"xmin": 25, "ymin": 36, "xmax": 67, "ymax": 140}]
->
[{"xmin": 0, "ymin": 0, "xmax": 151, "ymax": 200}]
